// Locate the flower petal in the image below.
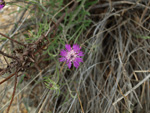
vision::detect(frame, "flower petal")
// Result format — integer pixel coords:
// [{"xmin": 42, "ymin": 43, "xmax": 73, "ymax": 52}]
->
[
  {"xmin": 65, "ymin": 44, "xmax": 71, "ymax": 52},
  {"xmin": 75, "ymin": 57, "xmax": 83, "ymax": 63},
  {"xmin": 59, "ymin": 57, "xmax": 66, "ymax": 62},
  {"xmin": 60, "ymin": 50, "xmax": 67, "ymax": 56},
  {"xmin": 73, "ymin": 44, "xmax": 81, "ymax": 52},
  {"xmin": 67, "ymin": 61, "xmax": 72, "ymax": 68},
  {"xmin": 0, "ymin": 0, "xmax": 5, "ymax": 10},
  {"xmin": 78, "ymin": 51, "xmax": 84, "ymax": 56},
  {"xmin": 0, "ymin": 5, "xmax": 4, "ymax": 9},
  {"xmin": 73, "ymin": 60, "xmax": 79, "ymax": 68}
]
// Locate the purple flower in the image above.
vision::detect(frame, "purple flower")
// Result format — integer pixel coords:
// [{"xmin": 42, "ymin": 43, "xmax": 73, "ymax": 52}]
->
[
  {"xmin": 0, "ymin": 5, "xmax": 4, "ymax": 9},
  {"xmin": 0, "ymin": 0, "xmax": 5, "ymax": 10},
  {"xmin": 59, "ymin": 44, "xmax": 84, "ymax": 68}
]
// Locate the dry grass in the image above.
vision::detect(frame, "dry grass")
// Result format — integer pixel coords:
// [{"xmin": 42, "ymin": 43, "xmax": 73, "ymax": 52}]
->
[{"xmin": 0, "ymin": 0, "xmax": 150, "ymax": 113}]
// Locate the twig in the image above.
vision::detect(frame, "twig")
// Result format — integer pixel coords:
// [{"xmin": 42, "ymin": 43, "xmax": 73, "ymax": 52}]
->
[
  {"xmin": 113, "ymin": 74, "xmax": 150, "ymax": 105},
  {"xmin": 74, "ymin": 84, "xmax": 84, "ymax": 113},
  {"xmin": 0, "ymin": 50, "xmax": 16, "ymax": 60},
  {"xmin": 38, "ymin": 91, "xmax": 50, "ymax": 113},
  {"xmin": 0, "ymin": 71, "xmax": 17, "ymax": 85},
  {"xmin": 0, "ymin": 32, "xmax": 26, "ymax": 47},
  {"xmin": 6, "ymin": 73, "xmax": 18, "ymax": 113},
  {"xmin": 0, "ymin": 65, "xmax": 52, "ymax": 111}
]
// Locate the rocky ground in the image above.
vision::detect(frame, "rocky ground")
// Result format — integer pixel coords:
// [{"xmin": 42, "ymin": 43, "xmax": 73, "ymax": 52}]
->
[{"xmin": 0, "ymin": 1, "xmax": 33, "ymax": 112}]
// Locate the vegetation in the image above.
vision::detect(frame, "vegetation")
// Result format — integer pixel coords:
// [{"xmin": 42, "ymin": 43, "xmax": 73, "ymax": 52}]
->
[{"xmin": 0, "ymin": 0, "xmax": 150, "ymax": 113}]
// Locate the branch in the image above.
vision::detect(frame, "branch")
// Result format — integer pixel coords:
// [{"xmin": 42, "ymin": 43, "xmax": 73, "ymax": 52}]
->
[
  {"xmin": 0, "ymin": 71, "xmax": 17, "ymax": 84},
  {"xmin": 0, "ymin": 50, "xmax": 17, "ymax": 60},
  {"xmin": 0, "ymin": 32, "xmax": 26, "ymax": 47},
  {"xmin": 6, "ymin": 73, "xmax": 18, "ymax": 113},
  {"xmin": 113, "ymin": 74, "xmax": 150, "ymax": 105}
]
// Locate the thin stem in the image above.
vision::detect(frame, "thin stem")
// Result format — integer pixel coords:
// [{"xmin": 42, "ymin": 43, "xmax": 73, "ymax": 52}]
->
[
  {"xmin": 0, "ymin": 32, "xmax": 26, "ymax": 47},
  {"xmin": 0, "ymin": 50, "xmax": 17, "ymax": 60},
  {"xmin": 0, "ymin": 71, "xmax": 17, "ymax": 84},
  {"xmin": 6, "ymin": 73, "xmax": 18, "ymax": 113}
]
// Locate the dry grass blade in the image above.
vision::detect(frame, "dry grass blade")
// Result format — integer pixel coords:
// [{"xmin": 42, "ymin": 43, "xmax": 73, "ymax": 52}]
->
[
  {"xmin": 6, "ymin": 73, "xmax": 18, "ymax": 113},
  {"xmin": 0, "ymin": 0, "xmax": 150, "ymax": 113},
  {"xmin": 74, "ymin": 84, "xmax": 84, "ymax": 113},
  {"xmin": 113, "ymin": 74, "xmax": 150, "ymax": 105}
]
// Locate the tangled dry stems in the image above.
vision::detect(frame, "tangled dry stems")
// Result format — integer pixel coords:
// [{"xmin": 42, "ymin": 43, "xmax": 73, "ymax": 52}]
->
[{"xmin": 0, "ymin": 0, "xmax": 150, "ymax": 113}]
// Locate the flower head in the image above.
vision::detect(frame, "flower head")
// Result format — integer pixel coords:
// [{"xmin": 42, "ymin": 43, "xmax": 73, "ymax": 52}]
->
[
  {"xmin": 59, "ymin": 44, "xmax": 84, "ymax": 68},
  {"xmin": 0, "ymin": 0, "xmax": 5, "ymax": 10}
]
